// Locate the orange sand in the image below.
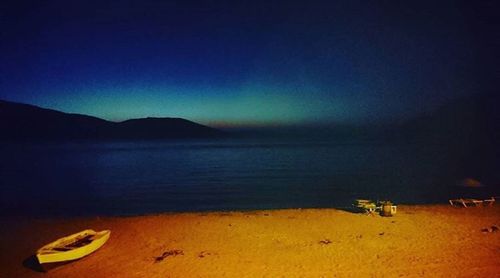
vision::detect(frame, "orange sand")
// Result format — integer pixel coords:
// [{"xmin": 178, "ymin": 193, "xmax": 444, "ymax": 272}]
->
[{"xmin": 1, "ymin": 205, "xmax": 499, "ymax": 277}]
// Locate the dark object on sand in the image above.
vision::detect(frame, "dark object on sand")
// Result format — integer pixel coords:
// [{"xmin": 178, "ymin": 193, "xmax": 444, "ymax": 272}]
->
[
  {"xmin": 319, "ymin": 239, "xmax": 332, "ymax": 245},
  {"xmin": 198, "ymin": 251, "xmax": 214, "ymax": 258},
  {"xmin": 481, "ymin": 225, "xmax": 499, "ymax": 233},
  {"xmin": 154, "ymin": 250, "xmax": 184, "ymax": 262}
]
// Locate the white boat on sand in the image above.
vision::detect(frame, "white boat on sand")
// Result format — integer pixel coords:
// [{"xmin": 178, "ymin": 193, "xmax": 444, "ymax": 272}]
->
[{"xmin": 36, "ymin": 229, "xmax": 110, "ymax": 264}]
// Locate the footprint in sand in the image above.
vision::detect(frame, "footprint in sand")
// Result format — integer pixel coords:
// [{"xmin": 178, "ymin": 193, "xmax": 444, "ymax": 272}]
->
[
  {"xmin": 319, "ymin": 239, "xmax": 332, "ymax": 245},
  {"xmin": 198, "ymin": 251, "xmax": 217, "ymax": 258}
]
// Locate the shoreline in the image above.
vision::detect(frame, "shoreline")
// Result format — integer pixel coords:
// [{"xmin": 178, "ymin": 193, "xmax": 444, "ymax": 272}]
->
[{"xmin": 2, "ymin": 204, "xmax": 499, "ymax": 277}]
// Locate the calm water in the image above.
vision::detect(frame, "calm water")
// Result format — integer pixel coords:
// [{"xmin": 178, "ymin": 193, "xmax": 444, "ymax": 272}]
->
[{"xmin": 0, "ymin": 138, "xmax": 495, "ymax": 216}]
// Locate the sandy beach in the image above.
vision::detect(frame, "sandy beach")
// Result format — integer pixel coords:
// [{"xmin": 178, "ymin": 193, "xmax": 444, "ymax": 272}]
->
[{"xmin": 1, "ymin": 205, "xmax": 499, "ymax": 278}]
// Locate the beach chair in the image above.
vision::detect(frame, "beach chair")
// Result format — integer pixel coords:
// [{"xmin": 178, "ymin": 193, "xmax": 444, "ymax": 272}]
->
[
  {"xmin": 354, "ymin": 199, "xmax": 379, "ymax": 214},
  {"xmin": 449, "ymin": 198, "xmax": 479, "ymax": 207},
  {"xmin": 449, "ymin": 197, "xmax": 495, "ymax": 207},
  {"xmin": 483, "ymin": 197, "xmax": 495, "ymax": 206}
]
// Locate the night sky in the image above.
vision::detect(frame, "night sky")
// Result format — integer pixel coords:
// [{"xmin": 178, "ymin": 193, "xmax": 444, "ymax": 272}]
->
[{"xmin": 1, "ymin": 0, "xmax": 497, "ymax": 127}]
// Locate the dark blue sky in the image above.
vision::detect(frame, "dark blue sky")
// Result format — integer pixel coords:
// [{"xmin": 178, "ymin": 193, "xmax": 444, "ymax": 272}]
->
[{"xmin": 1, "ymin": 0, "xmax": 497, "ymax": 127}]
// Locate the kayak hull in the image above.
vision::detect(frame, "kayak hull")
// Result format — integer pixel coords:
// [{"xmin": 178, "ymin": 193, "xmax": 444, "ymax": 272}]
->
[{"xmin": 36, "ymin": 229, "xmax": 110, "ymax": 264}]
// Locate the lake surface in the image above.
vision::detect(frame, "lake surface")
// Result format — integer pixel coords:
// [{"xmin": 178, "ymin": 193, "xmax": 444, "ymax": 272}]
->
[{"xmin": 0, "ymin": 138, "xmax": 495, "ymax": 216}]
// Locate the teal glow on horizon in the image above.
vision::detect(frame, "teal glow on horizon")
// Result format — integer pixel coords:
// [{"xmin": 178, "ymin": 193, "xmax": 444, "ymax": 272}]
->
[{"xmin": 29, "ymin": 84, "xmax": 357, "ymax": 127}]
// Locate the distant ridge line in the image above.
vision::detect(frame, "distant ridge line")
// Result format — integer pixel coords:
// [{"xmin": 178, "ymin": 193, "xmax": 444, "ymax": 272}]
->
[{"xmin": 0, "ymin": 99, "xmax": 223, "ymax": 141}]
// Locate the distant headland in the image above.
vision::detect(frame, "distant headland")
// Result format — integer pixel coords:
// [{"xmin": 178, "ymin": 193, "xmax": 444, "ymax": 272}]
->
[{"xmin": 0, "ymin": 100, "xmax": 224, "ymax": 141}]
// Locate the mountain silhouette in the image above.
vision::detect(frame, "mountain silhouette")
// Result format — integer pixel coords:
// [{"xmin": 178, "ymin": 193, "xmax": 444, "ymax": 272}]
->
[{"xmin": 0, "ymin": 100, "xmax": 223, "ymax": 141}]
